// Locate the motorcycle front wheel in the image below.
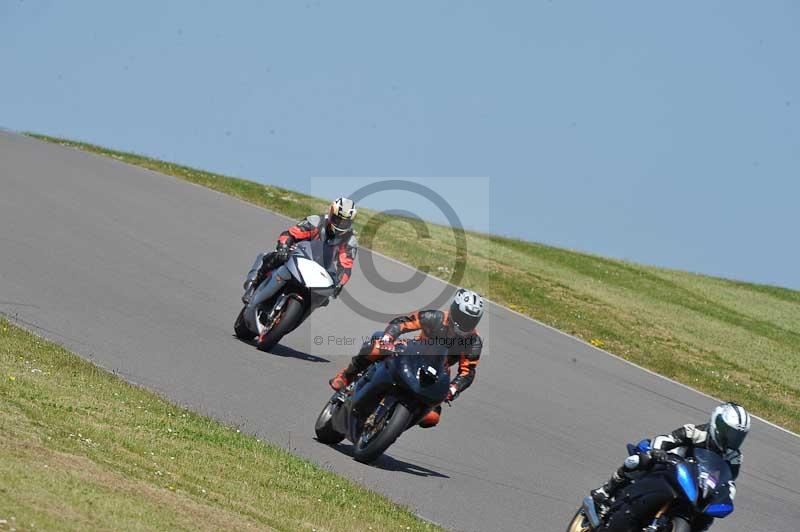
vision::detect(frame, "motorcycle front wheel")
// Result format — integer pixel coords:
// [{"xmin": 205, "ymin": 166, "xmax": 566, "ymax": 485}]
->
[
  {"xmin": 256, "ymin": 297, "xmax": 303, "ymax": 352},
  {"xmin": 565, "ymin": 508, "xmax": 591, "ymax": 532},
  {"xmin": 353, "ymin": 401, "xmax": 411, "ymax": 464},
  {"xmin": 670, "ymin": 517, "xmax": 690, "ymax": 532}
]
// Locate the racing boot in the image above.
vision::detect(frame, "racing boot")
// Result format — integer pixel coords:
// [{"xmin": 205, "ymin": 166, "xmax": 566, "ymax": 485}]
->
[
  {"xmin": 329, "ymin": 369, "xmax": 351, "ymax": 391},
  {"xmin": 591, "ymin": 469, "xmax": 626, "ymax": 509},
  {"xmin": 329, "ymin": 351, "xmax": 373, "ymax": 391}
]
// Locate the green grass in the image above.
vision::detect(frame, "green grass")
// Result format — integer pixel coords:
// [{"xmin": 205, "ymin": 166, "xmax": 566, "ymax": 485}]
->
[
  {"xmin": 0, "ymin": 318, "xmax": 439, "ymax": 531},
  {"xmin": 27, "ymin": 133, "xmax": 800, "ymax": 437}
]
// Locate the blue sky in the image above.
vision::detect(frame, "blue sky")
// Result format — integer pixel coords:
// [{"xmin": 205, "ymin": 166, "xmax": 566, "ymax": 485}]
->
[{"xmin": 2, "ymin": 1, "xmax": 798, "ymax": 288}]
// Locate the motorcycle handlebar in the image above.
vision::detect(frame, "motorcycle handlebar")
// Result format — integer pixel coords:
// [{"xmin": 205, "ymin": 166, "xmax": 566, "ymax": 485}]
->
[{"xmin": 377, "ymin": 339, "xmax": 409, "ymax": 356}]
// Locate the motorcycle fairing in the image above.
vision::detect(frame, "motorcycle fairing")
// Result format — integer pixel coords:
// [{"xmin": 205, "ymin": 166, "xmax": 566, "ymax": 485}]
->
[
  {"xmin": 244, "ymin": 263, "xmax": 291, "ymax": 331},
  {"xmin": 288, "ymin": 256, "xmax": 334, "ymax": 288},
  {"xmin": 692, "ymin": 448, "xmax": 734, "ymax": 519},
  {"xmin": 604, "ymin": 474, "xmax": 679, "ymax": 530},
  {"xmin": 350, "ymin": 360, "xmax": 397, "ymax": 426},
  {"xmin": 676, "ymin": 462, "xmax": 698, "ymax": 504},
  {"xmin": 292, "ymin": 240, "xmax": 339, "ymax": 285},
  {"xmin": 625, "ymin": 438, "xmax": 652, "ymax": 456},
  {"xmin": 704, "ymin": 503, "xmax": 733, "ymax": 518},
  {"xmin": 580, "ymin": 496, "xmax": 601, "ymax": 529},
  {"xmin": 386, "ymin": 354, "xmax": 450, "ymax": 406}
]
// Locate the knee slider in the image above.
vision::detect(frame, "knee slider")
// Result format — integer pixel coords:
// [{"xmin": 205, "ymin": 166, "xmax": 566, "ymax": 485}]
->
[{"xmin": 419, "ymin": 410, "xmax": 440, "ymax": 428}]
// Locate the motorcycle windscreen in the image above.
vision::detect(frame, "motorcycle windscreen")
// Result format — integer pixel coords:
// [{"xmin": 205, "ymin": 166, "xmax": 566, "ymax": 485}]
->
[{"xmin": 693, "ymin": 448, "xmax": 734, "ymax": 518}]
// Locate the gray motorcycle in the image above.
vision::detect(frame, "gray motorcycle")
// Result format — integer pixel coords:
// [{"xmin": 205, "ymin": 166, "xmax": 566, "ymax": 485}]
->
[{"xmin": 234, "ymin": 240, "xmax": 336, "ymax": 351}]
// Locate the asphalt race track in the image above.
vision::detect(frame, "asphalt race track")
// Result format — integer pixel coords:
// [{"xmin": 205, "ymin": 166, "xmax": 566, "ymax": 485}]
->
[{"xmin": 2, "ymin": 131, "xmax": 799, "ymax": 531}]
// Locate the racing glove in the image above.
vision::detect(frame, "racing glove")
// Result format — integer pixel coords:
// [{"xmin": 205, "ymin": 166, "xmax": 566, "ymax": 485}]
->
[
  {"xmin": 378, "ymin": 334, "xmax": 395, "ymax": 351},
  {"xmin": 624, "ymin": 449, "xmax": 668, "ymax": 471},
  {"xmin": 650, "ymin": 449, "xmax": 669, "ymax": 463},
  {"xmin": 640, "ymin": 449, "xmax": 669, "ymax": 469},
  {"xmin": 446, "ymin": 384, "xmax": 459, "ymax": 402},
  {"xmin": 275, "ymin": 241, "xmax": 291, "ymax": 263}
]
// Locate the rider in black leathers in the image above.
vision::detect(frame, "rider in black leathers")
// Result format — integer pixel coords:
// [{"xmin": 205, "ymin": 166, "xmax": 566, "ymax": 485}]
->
[{"xmin": 592, "ymin": 402, "xmax": 750, "ymax": 531}]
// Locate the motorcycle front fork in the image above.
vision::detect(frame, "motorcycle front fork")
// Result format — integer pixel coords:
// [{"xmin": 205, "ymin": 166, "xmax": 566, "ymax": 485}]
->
[
  {"xmin": 644, "ymin": 503, "xmax": 671, "ymax": 532},
  {"xmin": 363, "ymin": 398, "xmax": 389, "ymax": 430},
  {"xmin": 244, "ymin": 264, "xmax": 290, "ymax": 332}
]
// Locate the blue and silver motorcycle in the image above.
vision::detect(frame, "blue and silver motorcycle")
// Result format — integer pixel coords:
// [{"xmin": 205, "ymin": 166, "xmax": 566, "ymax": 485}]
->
[{"xmin": 567, "ymin": 441, "xmax": 735, "ymax": 532}]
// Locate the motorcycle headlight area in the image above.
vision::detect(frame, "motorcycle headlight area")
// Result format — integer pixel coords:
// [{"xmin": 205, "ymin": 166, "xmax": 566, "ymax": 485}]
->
[
  {"xmin": 698, "ymin": 471, "xmax": 718, "ymax": 499},
  {"xmin": 418, "ymin": 366, "xmax": 438, "ymax": 385}
]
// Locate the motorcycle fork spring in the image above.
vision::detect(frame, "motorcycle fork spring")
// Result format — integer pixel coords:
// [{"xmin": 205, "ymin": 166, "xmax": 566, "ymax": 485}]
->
[
  {"xmin": 364, "ymin": 399, "xmax": 388, "ymax": 430},
  {"xmin": 644, "ymin": 504, "xmax": 670, "ymax": 532}
]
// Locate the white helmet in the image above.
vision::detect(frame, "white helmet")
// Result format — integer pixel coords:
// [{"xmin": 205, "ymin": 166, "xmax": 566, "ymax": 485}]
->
[
  {"xmin": 709, "ymin": 402, "xmax": 750, "ymax": 452},
  {"xmin": 328, "ymin": 197, "xmax": 357, "ymax": 233},
  {"xmin": 449, "ymin": 288, "xmax": 484, "ymax": 336}
]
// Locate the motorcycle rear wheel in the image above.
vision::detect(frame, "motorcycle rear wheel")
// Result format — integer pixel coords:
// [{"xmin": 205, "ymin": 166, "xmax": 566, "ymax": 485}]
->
[
  {"xmin": 256, "ymin": 297, "xmax": 303, "ymax": 352},
  {"xmin": 353, "ymin": 402, "xmax": 411, "ymax": 464}
]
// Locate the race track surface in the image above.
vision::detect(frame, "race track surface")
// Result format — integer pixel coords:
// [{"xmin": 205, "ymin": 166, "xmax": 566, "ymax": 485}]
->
[{"xmin": 2, "ymin": 131, "xmax": 798, "ymax": 531}]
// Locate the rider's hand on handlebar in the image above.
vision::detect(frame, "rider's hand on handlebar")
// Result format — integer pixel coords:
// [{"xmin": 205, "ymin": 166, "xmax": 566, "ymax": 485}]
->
[
  {"xmin": 446, "ymin": 385, "xmax": 458, "ymax": 402},
  {"xmin": 648, "ymin": 449, "xmax": 669, "ymax": 465},
  {"xmin": 377, "ymin": 334, "xmax": 395, "ymax": 352},
  {"xmin": 275, "ymin": 242, "xmax": 291, "ymax": 262}
]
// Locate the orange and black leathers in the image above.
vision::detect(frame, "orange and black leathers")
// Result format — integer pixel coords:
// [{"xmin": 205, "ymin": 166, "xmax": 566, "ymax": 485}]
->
[
  {"xmin": 274, "ymin": 214, "xmax": 357, "ymax": 287},
  {"xmin": 345, "ymin": 309, "xmax": 482, "ymax": 396}
]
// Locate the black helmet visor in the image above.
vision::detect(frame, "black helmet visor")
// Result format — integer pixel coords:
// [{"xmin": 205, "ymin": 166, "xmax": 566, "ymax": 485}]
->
[
  {"xmin": 715, "ymin": 415, "xmax": 747, "ymax": 450},
  {"xmin": 451, "ymin": 308, "xmax": 480, "ymax": 334},
  {"xmin": 330, "ymin": 213, "xmax": 353, "ymax": 232}
]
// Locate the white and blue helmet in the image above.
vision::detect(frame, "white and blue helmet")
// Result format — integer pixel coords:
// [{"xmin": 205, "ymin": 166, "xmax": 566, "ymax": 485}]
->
[
  {"xmin": 450, "ymin": 288, "xmax": 484, "ymax": 336},
  {"xmin": 709, "ymin": 402, "xmax": 750, "ymax": 452}
]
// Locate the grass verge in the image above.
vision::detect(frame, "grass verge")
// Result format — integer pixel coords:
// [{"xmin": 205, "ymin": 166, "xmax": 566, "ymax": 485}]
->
[
  {"xmin": 0, "ymin": 318, "xmax": 439, "ymax": 531},
  {"xmin": 27, "ymin": 133, "xmax": 800, "ymax": 435}
]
